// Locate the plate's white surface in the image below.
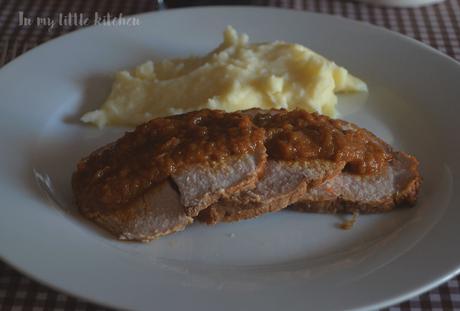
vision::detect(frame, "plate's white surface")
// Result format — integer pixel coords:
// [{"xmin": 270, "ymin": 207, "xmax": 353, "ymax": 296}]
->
[{"xmin": 0, "ymin": 7, "xmax": 459, "ymax": 311}]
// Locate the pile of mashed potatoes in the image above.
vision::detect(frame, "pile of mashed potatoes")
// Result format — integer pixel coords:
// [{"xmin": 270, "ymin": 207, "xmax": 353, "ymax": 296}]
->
[{"xmin": 82, "ymin": 26, "xmax": 367, "ymax": 128}]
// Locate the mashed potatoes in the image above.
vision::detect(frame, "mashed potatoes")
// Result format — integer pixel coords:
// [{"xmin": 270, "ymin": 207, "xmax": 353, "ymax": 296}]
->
[{"xmin": 82, "ymin": 26, "xmax": 367, "ymax": 128}]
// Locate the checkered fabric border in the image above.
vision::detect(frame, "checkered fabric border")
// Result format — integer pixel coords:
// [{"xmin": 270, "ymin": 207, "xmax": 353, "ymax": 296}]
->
[
  {"xmin": 1, "ymin": 261, "xmax": 459, "ymax": 311},
  {"xmin": 0, "ymin": 0, "xmax": 459, "ymax": 310},
  {"xmin": 0, "ymin": 262, "xmax": 106, "ymax": 311}
]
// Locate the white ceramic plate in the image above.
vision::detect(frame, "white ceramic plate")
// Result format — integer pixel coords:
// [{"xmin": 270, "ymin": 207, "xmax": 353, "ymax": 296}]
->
[{"xmin": 0, "ymin": 7, "xmax": 459, "ymax": 311}]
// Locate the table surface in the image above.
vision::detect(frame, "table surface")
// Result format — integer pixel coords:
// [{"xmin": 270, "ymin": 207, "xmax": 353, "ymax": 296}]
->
[{"xmin": 0, "ymin": 0, "xmax": 459, "ymax": 310}]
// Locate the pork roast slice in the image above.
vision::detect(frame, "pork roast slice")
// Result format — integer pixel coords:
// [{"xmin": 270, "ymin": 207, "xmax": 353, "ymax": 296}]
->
[
  {"xmin": 173, "ymin": 145, "xmax": 266, "ymax": 217},
  {"xmin": 76, "ymin": 147, "xmax": 266, "ymax": 242},
  {"xmin": 198, "ymin": 159, "xmax": 345, "ymax": 224},
  {"xmin": 72, "ymin": 110, "xmax": 267, "ymax": 241},
  {"xmin": 83, "ymin": 181, "xmax": 193, "ymax": 242},
  {"xmin": 198, "ymin": 109, "xmax": 402, "ymax": 224},
  {"xmin": 289, "ymin": 118, "xmax": 421, "ymax": 214},
  {"xmin": 290, "ymin": 151, "xmax": 421, "ymax": 213}
]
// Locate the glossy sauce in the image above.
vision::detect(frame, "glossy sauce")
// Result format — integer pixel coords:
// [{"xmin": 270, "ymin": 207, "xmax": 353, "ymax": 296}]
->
[
  {"xmin": 253, "ymin": 110, "xmax": 391, "ymax": 174},
  {"xmin": 73, "ymin": 110, "xmax": 265, "ymax": 210},
  {"xmin": 73, "ymin": 109, "xmax": 391, "ymax": 212}
]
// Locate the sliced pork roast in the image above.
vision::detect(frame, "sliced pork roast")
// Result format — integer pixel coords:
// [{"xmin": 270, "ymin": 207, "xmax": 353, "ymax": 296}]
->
[
  {"xmin": 73, "ymin": 109, "xmax": 421, "ymax": 241},
  {"xmin": 199, "ymin": 111, "xmax": 420, "ymax": 224},
  {"xmin": 290, "ymin": 152, "xmax": 420, "ymax": 213},
  {"xmin": 72, "ymin": 110, "xmax": 266, "ymax": 241},
  {"xmin": 291, "ymin": 119, "xmax": 420, "ymax": 214},
  {"xmin": 198, "ymin": 110, "xmax": 396, "ymax": 224},
  {"xmin": 198, "ymin": 159, "xmax": 345, "ymax": 224}
]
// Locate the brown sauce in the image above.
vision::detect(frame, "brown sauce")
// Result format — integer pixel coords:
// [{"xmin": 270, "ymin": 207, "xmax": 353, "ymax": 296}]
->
[
  {"xmin": 73, "ymin": 110, "xmax": 265, "ymax": 210},
  {"xmin": 73, "ymin": 109, "xmax": 392, "ymax": 211},
  {"xmin": 252, "ymin": 110, "xmax": 391, "ymax": 174}
]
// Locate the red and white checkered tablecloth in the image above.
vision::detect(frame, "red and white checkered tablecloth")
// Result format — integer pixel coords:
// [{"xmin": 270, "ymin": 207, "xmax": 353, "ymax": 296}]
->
[{"xmin": 0, "ymin": 0, "xmax": 459, "ymax": 310}]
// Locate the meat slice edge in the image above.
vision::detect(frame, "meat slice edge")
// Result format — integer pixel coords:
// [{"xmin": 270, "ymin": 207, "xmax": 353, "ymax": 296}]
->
[
  {"xmin": 80, "ymin": 181, "xmax": 193, "ymax": 242},
  {"xmin": 198, "ymin": 159, "xmax": 345, "ymax": 224},
  {"xmin": 290, "ymin": 152, "xmax": 421, "ymax": 213},
  {"xmin": 172, "ymin": 144, "xmax": 267, "ymax": 217}
]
